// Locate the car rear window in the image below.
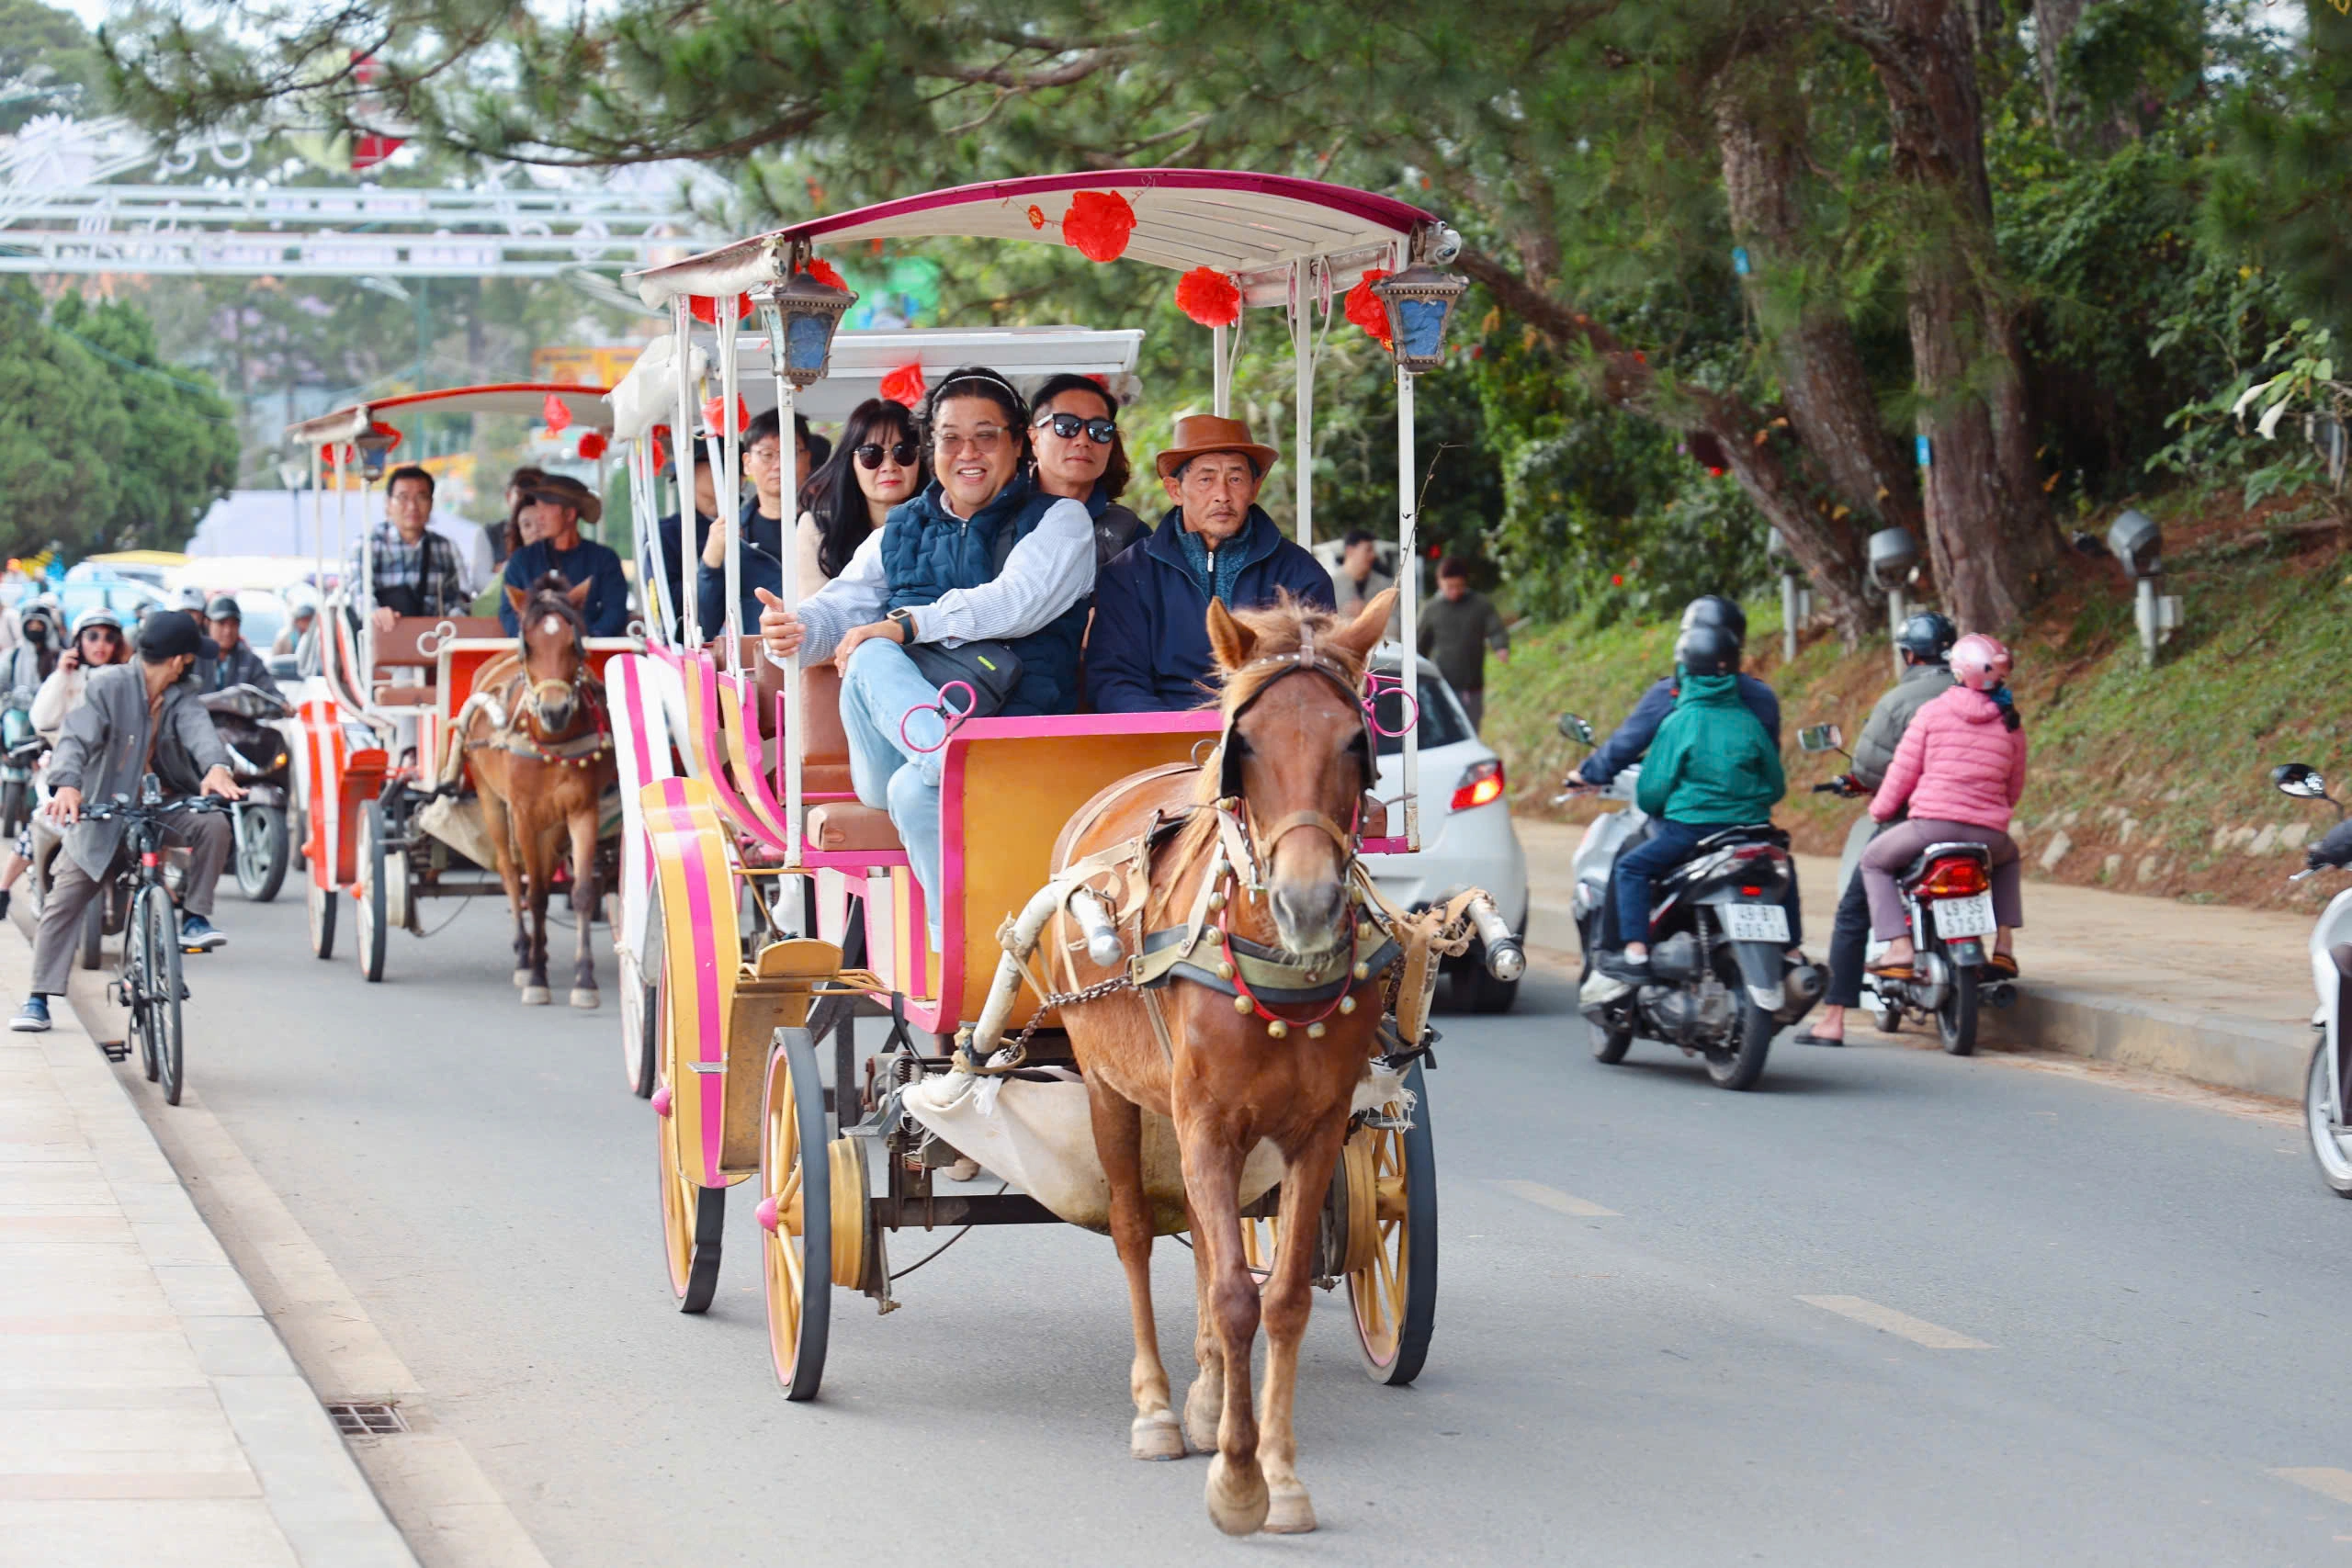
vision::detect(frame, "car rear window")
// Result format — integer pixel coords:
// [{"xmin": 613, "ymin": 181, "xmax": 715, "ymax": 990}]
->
[{"xmin": 1372, "ymin": 674, "xmax": 1472, "ymax": 754}]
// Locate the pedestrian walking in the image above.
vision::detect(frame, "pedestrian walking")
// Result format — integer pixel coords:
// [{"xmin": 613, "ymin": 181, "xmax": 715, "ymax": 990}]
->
[{"xmin": 1416, "ymin": 556, "xmax": 1508, "ymax": 731}]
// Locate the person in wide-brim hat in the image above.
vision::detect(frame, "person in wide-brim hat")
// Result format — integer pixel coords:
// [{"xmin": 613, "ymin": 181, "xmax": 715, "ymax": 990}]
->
[
  {"xmin": 1152, "ymin": 413, "xmax": 1281, "ymax": 480},
  {"xmin": 1089, "ymin": 412, "xmax": 1339, "ymax": 714},
  {"xmin": 519, "ymin": 473, "xmax": 604, "ymax": 526}
]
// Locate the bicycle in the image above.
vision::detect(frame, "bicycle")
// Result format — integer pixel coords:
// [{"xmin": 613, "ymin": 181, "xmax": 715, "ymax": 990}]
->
[{"xmin": 79, "ymin": 780, "xmax": 231, "ymax": 1107}]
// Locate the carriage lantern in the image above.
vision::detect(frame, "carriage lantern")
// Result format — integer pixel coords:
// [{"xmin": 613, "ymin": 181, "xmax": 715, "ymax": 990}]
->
[
  {"xmin": 752, "ymin": 266, "xmax": 860, "ymax": 388},
  {"xmin": 1369, "ymin": 264, "xmax": 1469, "ymax": 374},
  {"xmin": 353, "ymin": 420, "xmax": 402, "ymax": 479}
]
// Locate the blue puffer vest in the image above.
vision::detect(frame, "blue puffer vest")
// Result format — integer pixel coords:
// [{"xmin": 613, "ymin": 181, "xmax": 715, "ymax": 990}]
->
[{"xmin": 878, "ymin": 476, "xmax": 1089, "ymax": 716}]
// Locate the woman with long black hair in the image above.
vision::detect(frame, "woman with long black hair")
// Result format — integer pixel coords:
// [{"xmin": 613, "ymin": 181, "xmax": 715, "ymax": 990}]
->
[{"xmin": 794, "ymin": 398, "xmax": 924, "ymax": 599}]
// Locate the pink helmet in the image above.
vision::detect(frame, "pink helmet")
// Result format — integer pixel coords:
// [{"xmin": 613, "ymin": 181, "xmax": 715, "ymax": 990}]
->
[{"xmin": 1949, "ymin": 633, "xmax": 2011, "ymax": 692}]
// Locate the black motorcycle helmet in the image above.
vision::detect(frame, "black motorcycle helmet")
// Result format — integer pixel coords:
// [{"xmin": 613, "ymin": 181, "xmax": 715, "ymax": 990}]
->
[
  {"xmin": 1679, "ymin": 593, "xmax": 1747, "ymax": 644},
  {"xmin": 1894, "ymin": 610, "xmax": 1956, "ymax": 665},
  {"xmin": 1674, "ymin": 621, "xmax": 1742, "ymax": 678}
]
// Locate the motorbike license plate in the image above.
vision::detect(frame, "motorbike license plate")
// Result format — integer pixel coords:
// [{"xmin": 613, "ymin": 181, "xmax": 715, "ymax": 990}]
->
[
  {"xmin": 1720, "ymin": 902, "xmax": 1790, "ymax": 942},
  {"xmin": 1936, "ymin": 892, "xmax": 1996, "ymax": 939}
]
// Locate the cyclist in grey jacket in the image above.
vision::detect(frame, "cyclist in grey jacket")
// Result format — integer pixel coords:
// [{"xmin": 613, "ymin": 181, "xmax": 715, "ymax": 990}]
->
[{"xmin": 1794, "ymin": 612, "xmax": 1957, "ymax": 1046}]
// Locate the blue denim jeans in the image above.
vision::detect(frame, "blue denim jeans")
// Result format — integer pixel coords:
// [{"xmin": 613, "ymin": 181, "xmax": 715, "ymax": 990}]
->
[
  {"xmin": 1612, "ymin": 818, "xmax": 1707, "ymax": 950},
  {"xmin": 838, "ymin": 637, "xmax": 949, "ymax": 942}
]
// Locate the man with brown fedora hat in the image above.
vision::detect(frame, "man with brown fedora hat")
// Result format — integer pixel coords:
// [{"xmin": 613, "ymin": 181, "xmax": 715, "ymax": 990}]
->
[
  {"xmin": 1088, "ymin": 413, "xmax": 1336, "ymax": 712},
  {"xmin": 500, "ymin": 472, "xmax": 630, "ymax": 637}
]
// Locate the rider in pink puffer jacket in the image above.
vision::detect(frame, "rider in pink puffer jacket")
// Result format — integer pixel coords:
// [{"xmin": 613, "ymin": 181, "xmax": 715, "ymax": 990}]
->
[{"xmin": 1859, "ymin": 635, "xmax": 2028, "ymax": 978}]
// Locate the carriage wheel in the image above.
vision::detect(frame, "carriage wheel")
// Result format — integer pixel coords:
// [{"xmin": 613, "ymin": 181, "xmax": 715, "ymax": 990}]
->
[
  {"xmin": 1239, "ymin": 1216, "xmax": 1282, "ymax": 1282},
  {"xmin": 759, "ymin": 1028, "xmax": 831, "ymax": 1400},
  {"xmin": 355, "ymin": 801, "xmax": 389, "ymax": 983},
  {"xmin": 307, "ymin": 866, "xmax": 337, "ymax": 961},
  {"xmin": 654, "ymin": 976, "xmax": 724, "ymax": 1312},
  {"xmin": 1345, "ymin": 1058, "xmax": 1437, "ymax": 1386}
]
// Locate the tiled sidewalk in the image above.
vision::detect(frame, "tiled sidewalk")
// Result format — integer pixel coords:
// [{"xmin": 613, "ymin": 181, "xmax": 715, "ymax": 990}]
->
[{"xmin": 0, "ymin": 935, "xmax": 416, "ymax": 1566}]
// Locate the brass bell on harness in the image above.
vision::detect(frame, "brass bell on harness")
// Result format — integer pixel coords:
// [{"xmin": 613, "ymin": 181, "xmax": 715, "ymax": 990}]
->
[
  {"xmin": 1207, "ymin": 891, "xmax": 1227, "ymax": 913},
  {"xmin": 1232, "ymin": 994, "xmax": 1253, "ymax": 1015},
  {"xmin": 1306, "ymin": 1021, "xmax": 1326, "ymax": 1040},
  {"xmin": 1266, "ymin": 1020, "xmax": 1290, "ymax": 1040},
  {"xmin": 1351, "ymin": 961, "xmax": 1371, "ymax": 981},
  {"xmin": 1216, "ymin": 960, "xmax": 1235, "ymax": 980},
  {"xmin": 1339, "ymin": 995, "xmax": 1358, "ymax": 1015}
]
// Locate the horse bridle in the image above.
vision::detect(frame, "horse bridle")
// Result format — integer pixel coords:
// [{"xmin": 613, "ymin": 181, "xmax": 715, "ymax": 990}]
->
[
  {"xmin": 1212, "ymin": 622, "xmax": 1375, "ymax": 876},
  {"xmin": 508, "ymin": 597, "xmax": 610, "ymax": 762}
]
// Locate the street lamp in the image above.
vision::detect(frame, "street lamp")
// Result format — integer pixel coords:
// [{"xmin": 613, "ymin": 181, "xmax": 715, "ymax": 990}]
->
[
  {"xmin": 2105, "ymin": 508, "xmax": 2180, "ymax": 668},
  {"xmin": 1370, "ymin": 264, "xmax": 1470, "ymax": 374},
  {"xmin": 1867, "ymin": 526, "xmax": 1918, "ymax": 675}
]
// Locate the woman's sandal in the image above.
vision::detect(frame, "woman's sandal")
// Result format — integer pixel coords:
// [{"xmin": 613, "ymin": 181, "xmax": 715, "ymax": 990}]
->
[
  {"xmin": 1985, "ymin": 952, "xmax": 2018, "ymax": 979},
  {"xmin": 1791, "ymin": 1028, "xmax": 1846, "ymax": 1047},
  {"xmin": 1867, "ymin": 962, "xmax": 1918, "ymax": 981}
]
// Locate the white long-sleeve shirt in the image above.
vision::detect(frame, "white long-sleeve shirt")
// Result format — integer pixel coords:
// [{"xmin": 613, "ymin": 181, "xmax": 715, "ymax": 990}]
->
[{"xmin": 777, "ymin": 494, "xmax": 1095, "ymax": 666}]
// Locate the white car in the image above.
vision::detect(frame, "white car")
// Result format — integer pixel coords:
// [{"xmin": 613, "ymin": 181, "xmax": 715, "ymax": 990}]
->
[{"xmin": 1365, "ymin": 651, "xmax": 1529, "ymax": 1012}]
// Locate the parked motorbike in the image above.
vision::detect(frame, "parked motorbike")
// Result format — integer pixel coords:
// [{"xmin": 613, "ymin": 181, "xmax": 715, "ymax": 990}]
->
[
  {"xmin": 0, "ymin": 693, "xmax": 40, "ymax": 840},
  {"xmin": 200, "ymin": 683, "xmax": 295, "ymax": 903},
  {"xmin": 1800, "ymin": 724, "xmax": 2015, "ymax": 1055},
  {"xmin": 2270, "ymin": 762, "xmax": 2352, "ymax": 1198},
  {"xmin": 1555, "ymin": 713, "xmax": 1824, "ymax": 1090}
]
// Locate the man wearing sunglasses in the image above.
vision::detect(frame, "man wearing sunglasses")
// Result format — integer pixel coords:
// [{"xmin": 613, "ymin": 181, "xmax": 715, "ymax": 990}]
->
[
  {"xmin": 1087, "ymin": 413, "xmax": 1336, "ymax": 713},
  {"xmin": 1025, "ymin": 374, "xmax": 1148, "ymax": 568}
]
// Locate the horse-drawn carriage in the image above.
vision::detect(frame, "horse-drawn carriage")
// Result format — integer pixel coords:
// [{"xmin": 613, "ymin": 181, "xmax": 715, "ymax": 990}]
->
[
  {"xmin": 281, "ymin": 386, "xmax": 637, "ymax": 992},
  {"xmin": 607, "ymin": 170, "xmax": 1519, "ymax": 1537}
]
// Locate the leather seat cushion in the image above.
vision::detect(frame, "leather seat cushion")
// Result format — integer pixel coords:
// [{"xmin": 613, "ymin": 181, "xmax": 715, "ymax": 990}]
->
[
  {"xmin": 369, "ymin": 687, "xmax": 439, "ymax": 708},
  {"xmin": 807, "ymin": 801, "xmax": 901, "ymax": 852}
]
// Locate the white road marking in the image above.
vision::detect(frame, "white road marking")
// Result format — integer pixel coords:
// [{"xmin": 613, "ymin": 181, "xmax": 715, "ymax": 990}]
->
[
  {"xmin": 1496, "ymin": 1179, "xmax": 1619, "ymax": 1218},
  {"xmin": 1797, "ymin": 1294, "xmax": 1993, "ymax": 1349},
  {"xmin": 2275, "ymin": 1468, "xmax": 2352, "ymax": 1507}
]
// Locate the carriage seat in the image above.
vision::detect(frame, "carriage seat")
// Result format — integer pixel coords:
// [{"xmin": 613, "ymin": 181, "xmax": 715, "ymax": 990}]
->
[
  {"xmin": 806, "ymin": 801, "xmax": 903, "ymax": 852},
  {"xmin": 372, "ymin": 615, "xmax": 503, "ymax": 671},
  {"xmin": 797, "ymin": 663, "xmax": 858, "ymax": 798}
]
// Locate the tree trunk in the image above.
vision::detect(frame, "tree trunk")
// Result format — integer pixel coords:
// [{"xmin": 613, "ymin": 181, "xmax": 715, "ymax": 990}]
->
[
  {"xmin": 2033, "ymin": 0, "xmax": 2091, "ymax": 134},
  {"xmin": 1712, "ymin": 61, "xmax": 1923, "ymax": 633},
  {"xmin": 1840, "ymin": 0, "xmax": 2052, "ymax": 631}
]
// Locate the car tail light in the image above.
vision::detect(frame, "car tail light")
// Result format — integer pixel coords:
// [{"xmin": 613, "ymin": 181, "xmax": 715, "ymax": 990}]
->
[
  {"xmin": 1918, "ymin": 856, "xmax": 1990, "ymax": 898},
  {"xmin": 1450, "ymin": 759, "xmax": 1504, "ymax": 811}
]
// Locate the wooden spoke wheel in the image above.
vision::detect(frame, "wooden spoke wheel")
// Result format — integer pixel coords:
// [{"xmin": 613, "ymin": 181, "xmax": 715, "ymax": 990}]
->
[
  {"xmin": 655, "ymin": 994, "xmax": 724, "ymax": 1314},
  {"xmin": 307, "ymin": 865, "xmax": 337, "ymax": 961},
  {"xmin": 1344, "ymin": 1059, "xmax": 1437, "ymax": 1386},
  {"xmin": 759, "ymin": 1028, "xmax": 831, "ymax": 1400},
  {"xmin": 354, "ymin": 800, "xmax": 389, "ymax": 983},
  {"xmin": 1240, "ymin": 1216, "xmax": 1282, "ymax": 1282}
]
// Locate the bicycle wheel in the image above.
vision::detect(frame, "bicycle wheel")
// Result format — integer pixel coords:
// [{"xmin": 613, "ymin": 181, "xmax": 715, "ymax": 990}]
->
[
  {"xmin": 139, "ymin": 885, "xmax": 186, "ymax": 1106},
  {"xmin": 126, "ymin": 897, "xmax": 157, "ymax": 1084}
]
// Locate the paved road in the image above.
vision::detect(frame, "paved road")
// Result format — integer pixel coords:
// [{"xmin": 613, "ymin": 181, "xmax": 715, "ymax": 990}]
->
[{"xmin": 103, "ymin": 890, "xmax": 2352, "ymax": 1566}]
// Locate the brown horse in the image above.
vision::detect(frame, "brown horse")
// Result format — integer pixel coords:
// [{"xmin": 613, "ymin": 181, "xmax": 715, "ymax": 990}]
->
[
  {"xmin": 466, "ymin": 572, "xmax": 616, "ymax": 1008},
  {"xmin": 1052, "ymin": 587, "xmax": 1397, "ymax": 1537}
]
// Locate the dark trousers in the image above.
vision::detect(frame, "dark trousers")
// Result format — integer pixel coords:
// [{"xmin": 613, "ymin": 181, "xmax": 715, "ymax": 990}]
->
[
  {"xmin": 1825, "ymin": 840, "xmax": 1878, "ymax": 1009},
  {"xmin": 1458, "ymin": 688, "xmax": 1485, "ymax": 733}
]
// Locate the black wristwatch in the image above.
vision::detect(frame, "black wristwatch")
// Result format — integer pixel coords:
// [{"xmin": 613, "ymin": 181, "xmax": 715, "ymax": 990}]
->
[{"xmin": 886, "ymin": 608, "xmax": 918, "ymax": 645}]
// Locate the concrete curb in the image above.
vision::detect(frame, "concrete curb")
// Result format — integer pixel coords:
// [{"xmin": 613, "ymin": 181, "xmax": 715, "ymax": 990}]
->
[
  {"xmin": 1980, "ymin": 982, "xmax": 2312, "ymax": 1102},
  {"xmin": 0, "ymin": 914, "xmax": 422, "ymax": 1566}
]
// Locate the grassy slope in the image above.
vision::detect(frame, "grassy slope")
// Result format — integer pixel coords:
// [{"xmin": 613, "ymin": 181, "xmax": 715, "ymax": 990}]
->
[{"xmin": 1484, "ymin": 501, "xmax": 2352, "ymax": 915}]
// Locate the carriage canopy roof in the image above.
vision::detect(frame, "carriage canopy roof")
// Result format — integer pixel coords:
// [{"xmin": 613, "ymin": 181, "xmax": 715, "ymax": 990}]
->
[
  {"xmin": 628, "ymin": 170, "xmax": 1442, "ymax": 311},
  {"xmin": 284, "ymin": 383, "xmax": 616, "ymax": 446}
]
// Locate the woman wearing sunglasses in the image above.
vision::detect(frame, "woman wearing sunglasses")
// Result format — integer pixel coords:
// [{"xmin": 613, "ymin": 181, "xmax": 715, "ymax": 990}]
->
[
  {"xmin": 797, "ymin": 399, "xmax": 925, "ymax": 598},
  {"xmin": 1026, "ymin": 373, "xmax": 1147, "ymax": 567}
]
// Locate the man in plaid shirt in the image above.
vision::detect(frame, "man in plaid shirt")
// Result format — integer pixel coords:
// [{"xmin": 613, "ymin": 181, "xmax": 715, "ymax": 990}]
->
[{"xmin": 353, "ymin": 466, "xmax": 469, "ymax": 630}]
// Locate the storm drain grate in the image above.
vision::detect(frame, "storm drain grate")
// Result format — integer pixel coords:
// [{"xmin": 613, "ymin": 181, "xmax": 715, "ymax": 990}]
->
[{"xmin": 325, "ymin": 1402, "xmax": 407, "ymax": 1436}]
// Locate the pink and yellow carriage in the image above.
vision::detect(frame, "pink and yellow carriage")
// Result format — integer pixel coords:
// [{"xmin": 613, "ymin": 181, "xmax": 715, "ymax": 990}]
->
[{"xmin": 600, "ymin": 171, "xmax": 1517, "ymax": 1401}]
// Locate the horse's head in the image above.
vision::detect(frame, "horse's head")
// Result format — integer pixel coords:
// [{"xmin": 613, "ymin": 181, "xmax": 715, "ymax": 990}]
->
[
  {"xmin": 1204, "ymin": 587, "xmax": 1397, "ymax": 963},
  {"xmin": 503, "ymin": 571, "xmax": 593, "ymax": 733}
]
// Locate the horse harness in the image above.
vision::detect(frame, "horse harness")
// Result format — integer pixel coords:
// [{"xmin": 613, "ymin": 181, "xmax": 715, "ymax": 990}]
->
[
  {"xmin": 442, "ymin": 613, "xmax": 615, "ymax": 782},
  {"xmin": 966, "ymin": 632, "xmax": 1482, "ymax": 1073}
]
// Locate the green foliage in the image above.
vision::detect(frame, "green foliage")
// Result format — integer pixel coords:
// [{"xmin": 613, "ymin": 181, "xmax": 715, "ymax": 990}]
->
[
  {"xmin": 0, "ymin": 0, "xmax": 103, "ymax": 130},
  {"xmin": 48, "ymin": 292, "xmax": 240, "ymax": 550}
]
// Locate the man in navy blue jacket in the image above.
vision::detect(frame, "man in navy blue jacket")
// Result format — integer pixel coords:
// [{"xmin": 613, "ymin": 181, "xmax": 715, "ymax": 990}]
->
[
  {"xmin": 1088, "ymin": 414, "xmax": 1336, "ymax": 713},
  {"xmin": 1573, "ymin": 595, "xmax": 1780, "ymax": 784},
  {"xmin": 501, "ymin": 475, "xmax": 630, "ymax": 637}
]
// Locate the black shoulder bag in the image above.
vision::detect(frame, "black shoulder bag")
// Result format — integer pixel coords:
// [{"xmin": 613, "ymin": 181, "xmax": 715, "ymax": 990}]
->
[{"xmin": 901, "ymin": 510, "xmax": 1027, "ymax": 716}]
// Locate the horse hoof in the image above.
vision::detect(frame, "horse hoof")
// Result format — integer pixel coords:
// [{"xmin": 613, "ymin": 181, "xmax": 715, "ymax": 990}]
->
[
  {"xmin": 1182, "ymin": 1376, "xmax": 1221, "ymax": 1454},
  {"xmin": 1204, "ymin": 1455, "xmax": 1270, "ymax": 1537},
  {"xmin": 570, "ymin": 988, "xmax": 600, "ymax": 1010},
  {"xmin": 1129, "ymin": 1410, "xmax": 1186, "ymax": 1461},
  {"xmin": 513, "ymin": 970, "xmax": 531, "ymax": 989},
  {"xmin": 1263, "ymin": 1481, "xmax": 1317, "ymax": 1535},
  {"xmin": 521, "ymin": 987, "xmax": 551, "ymax": 1006}
]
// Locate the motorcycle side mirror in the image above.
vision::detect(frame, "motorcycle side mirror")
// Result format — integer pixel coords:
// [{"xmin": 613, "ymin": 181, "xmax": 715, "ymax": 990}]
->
[
  {"xmin": 1796, "ymin": 723, "xmax": 1845, "ymax": 755},
  {"xmin": 2273, "ymin": 762, "xmax": 2335, "ymax": 801},
  {"xmin": 1556, "ymin": 713, "xmax": 1594, "ymax": 745}
]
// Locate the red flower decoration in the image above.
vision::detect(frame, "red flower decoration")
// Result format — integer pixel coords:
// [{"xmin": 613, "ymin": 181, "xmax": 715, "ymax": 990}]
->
[
  {"xmin": 576, "ymin": 431, "xmax": 609, "ymax": 461},
  {"xmin": 1061, "ymin": 189, "xmax": 1136, "ymax": 263},
  {"xmin": 1173, "ymin": 266, "xmax": 1242, "ymax": 328},
  {"xmin": 1026, "ymin": 205, "xmax": 1046, "ymax": 230},
  {"xmin": 687, "ymin": 293, "xmax": 752, "ymax": 324},
  {"xmin": 542, "ymin": 392, "xmax": 573, "ymax": 434},
  {"xmin": 701, "ymin": 394, "xmax": 750, "ymax": 436},
  {"xmin": 1345, "ymin": 269, "xmax": 1394, "ymax": 349},
  {"xmin": 879, "ymin": 362, "xmax": 927, "ymax": 409},
  {"xmin": 798, "ymin": 258, "xmax": 847, "ymax": 290}
]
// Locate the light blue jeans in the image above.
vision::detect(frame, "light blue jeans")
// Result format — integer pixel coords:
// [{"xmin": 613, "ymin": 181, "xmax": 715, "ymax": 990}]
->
[{"xmin": 838, "ymin": 638, "xmax": 948, "ymax": 942}]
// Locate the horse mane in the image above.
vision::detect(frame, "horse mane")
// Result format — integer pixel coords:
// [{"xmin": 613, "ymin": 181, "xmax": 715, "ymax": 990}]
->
[
  {"xmin": 520, "ymin": 570, "xmax": 586, "ymax": 644},
  {"xmin": 1148, "ymin": 592, "xmax": 1367, "ymax": 921}
]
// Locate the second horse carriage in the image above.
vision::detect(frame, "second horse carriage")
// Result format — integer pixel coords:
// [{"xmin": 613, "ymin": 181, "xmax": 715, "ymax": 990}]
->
[
  {"xmin": 281, "ymin": 386, "xmax": 637, "ymax": 993},
  {"xmin": 606, "ymin": 170, "xmax": 1521, "ymax": 1536}
]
